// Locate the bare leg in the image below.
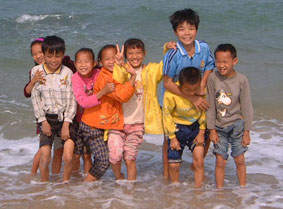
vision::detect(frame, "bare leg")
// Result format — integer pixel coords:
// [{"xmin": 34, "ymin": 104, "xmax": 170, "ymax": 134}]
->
[
  {"xmin": 111, "ymin": 161, "xmax": 124, "ymax": 180},
  {"xmin": 193, "ymin": 145, "xmax": 204, "ymax": 187},
  {"xmin": 125, "ymin": 160, "xmax": 137, "ymax": 180},
  {"xmin": 234, "ymin": 154, "xmax": 246, "ymax": 187},
  {"xmin": 83, "ymin": 153, "xmax": 92, "ymax": 174},
  {"xmin": 215, "ymin": 154, "xmax": 227, "ymax": 188},
  {"xmin": 169, "ymin": 163, "xmax": 181, "ymax": 183},
  {"xmin": 62, "ymin": 139, "xmax": 74, "ymax": 182},
  {"xmin": 203, "ymin": 138, "xmax": 211, "ymax": 158},
  {"xmin": 52, "ymin": 147, "xmax": 63, "ymax": 174},
  {"xmin": 72, "ymin": 154, "xmax": 81, "ymax": 172},
  {"xmin": 84, "ymin": 173, "xmax": 97, "ymax": 182},
  {"xmin": 163, "ymin": 136, "xmax": 169, "ymax": 179},
  {"xmin": 39, "ymin": 145, "xmax": 51, "ymax": 182},
  {"xmin": 31, "ymin": 149, "xmax": 41, "ymax": 175}
]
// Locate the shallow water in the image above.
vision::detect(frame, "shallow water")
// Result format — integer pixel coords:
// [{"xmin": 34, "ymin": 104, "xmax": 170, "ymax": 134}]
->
[{"xmin": 0, "ymin": 0, "xmax": 283, "ymax": 208}]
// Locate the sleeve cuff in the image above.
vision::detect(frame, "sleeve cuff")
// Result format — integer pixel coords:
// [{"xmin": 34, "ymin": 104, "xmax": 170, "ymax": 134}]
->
[
  {"xmin": 64, "ymin": 118, "xmax": 73, "ymax": 123},
  {"xmin": 38, "ymin": 117, "xmax": 47, "ymax": 123}
]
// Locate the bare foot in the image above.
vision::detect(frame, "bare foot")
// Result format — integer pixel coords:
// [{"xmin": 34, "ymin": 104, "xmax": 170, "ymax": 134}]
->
[{"xmin": 84, "ymin": 173, "xmax": 97, "ymax": 182}]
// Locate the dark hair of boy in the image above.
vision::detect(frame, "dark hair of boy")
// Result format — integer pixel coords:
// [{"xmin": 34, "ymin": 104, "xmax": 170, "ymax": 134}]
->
[
  {"xmin": 42, "ymin": 35, "xmax": 65, "ymax": 54},
  {"xmin": 124, "ymin": 38, "xmax": 145, "ymax": 59},
  {"xmin": 214, "ymin": 44, "xmax": 237, "ymax": 59},
  {"xmin": 170, "ymin": 8, "xmax": 200, "ymax": 32},
  {"xmin": 97, "ymin": 44, "xmax": 117, "ymax": 63},
  {"xmin": 75, "ymin": 48, "xmax": 95, "ymax": 61},
  {"xmin": 179, "ymin": 66, "xmax": 201, "ymax": 86}
]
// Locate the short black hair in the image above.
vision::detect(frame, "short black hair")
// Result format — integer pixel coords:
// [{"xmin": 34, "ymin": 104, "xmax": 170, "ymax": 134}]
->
[
  {"xmin": 97, "ymin": 44, "xmax": 116, "ymax": 63},
  {"xmin": 30, "ymin": 37, "xmax": 44, "ymax": 55},
  {"xmin": 124, "ymin": 38, "xmax": 145, "ymax": 59},
  {"xmin": 75, "ymin": 48, "xmax": 95, "ymax": 61},
  {"xmin": 42, "ymin": 35, "xmax": 65, "ymax": 54},
  {"xmin": 170, "ymin": 8, "xmax": 200, "ymax": 32},
  {"xmin": 179, "ymin": 67, "xmax": 201, "ymax": 86},
  {"xmin": 214, "ymin": 44, "xmax": 237, "ymax": 59}
]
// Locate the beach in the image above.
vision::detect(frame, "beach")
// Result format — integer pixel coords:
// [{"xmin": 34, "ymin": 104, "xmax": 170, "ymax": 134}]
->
[{"xmin": 0, "ymin": 0, "xmax": 283, "ymax": 208}]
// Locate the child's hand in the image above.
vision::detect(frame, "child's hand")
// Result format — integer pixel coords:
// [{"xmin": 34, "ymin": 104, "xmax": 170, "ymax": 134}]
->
[
  {"xmin": 61, "ymin": 121, "xmax": 70, "ymax": 141},
  {"xmin": 194, "ymin": 130, "xmax": 205, "ymax": 146},
  {"xmin": 191, "ymin": 96, "xmax": 210, "ymax": 112},
  {"xmin": 123, "ymin": 62, "xmax": 136, "ymax": 76},
  {"xmin": 32, "ymin": 70, "xmax": 45, "ymax": 84},
  {"xmin": 42, "ymin": 120, "xmax": 52, "ymax": 136},
  {"xmin": 242, "ymin": 130, "xmax": 251, "ymax": 147},
  {"xmin": 170, "ymin": 138, "xmax": 181, "ymax": 151},
  {"xmin": 102, "ymin": 82, "xmax": 116, "ymax": 94},
  {"xmin": 165, "ymin": 41, "xmax": 177, "ymax": 50},
  {"xmin": 115, "ymin": 44, "xmax": 125, "ymax": 66},
  {"xmin": 209, "ymin": 129, "xmax": 219, "ymax": 144}
]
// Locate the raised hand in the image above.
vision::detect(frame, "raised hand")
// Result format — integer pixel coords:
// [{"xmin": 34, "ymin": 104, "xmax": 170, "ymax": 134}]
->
[
  {"xmin": 123, "ymin": 62, "xmax": 136, "ymax": 76},
  {"xmin": 115, "ymin": 44, "xmax": 125, "ymax": 66},
  {"xmin": 166, "ymin": 41, "xmax": 177, "ymax": 50}
]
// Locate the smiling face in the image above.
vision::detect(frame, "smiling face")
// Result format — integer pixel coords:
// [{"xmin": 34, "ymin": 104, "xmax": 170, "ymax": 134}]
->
[
  {"xmin": 100, "ymin": 48, "xmax": 116, "ymax": 72},
  {"xmin": 44, "ymin": 50, "xmax": 64, "ymax": 72},
  {"xmin": 75, "ymin": 51, "xmax": 96, "ymax": 78},
  {"xmin": 215, "ymin": 51, "xmax": 238, "ymax": 78},
  {"xmin": 31, "ymin": 43, "xmax": 45, "ymax": 65},
  {"xmin": 175, "ymin": 21, "xmax": 197, "ymax": 47},
  {"xmin": 126, "ymin": 47, "xmax": 145, "ymax": 69}
]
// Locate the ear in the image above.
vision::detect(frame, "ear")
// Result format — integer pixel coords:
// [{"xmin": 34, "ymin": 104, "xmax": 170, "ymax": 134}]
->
[
  {"xmin": 233, "ymin": 57, "xmax": 239, "ymax": 66},
  {"xmin": 93, "ymin": 61, "xmax": 97, "ymax": 68}
]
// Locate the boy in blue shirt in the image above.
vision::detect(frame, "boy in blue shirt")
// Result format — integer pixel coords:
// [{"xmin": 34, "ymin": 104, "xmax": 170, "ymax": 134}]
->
[{"xmin": 162, "ymin": 8, "xmax": 215, "ymax": 179}]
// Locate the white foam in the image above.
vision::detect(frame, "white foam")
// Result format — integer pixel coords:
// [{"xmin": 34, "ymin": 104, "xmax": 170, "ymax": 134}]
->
[{"xmin": 15, "ymin": 14, "xmax": 62, "ymax": 23}]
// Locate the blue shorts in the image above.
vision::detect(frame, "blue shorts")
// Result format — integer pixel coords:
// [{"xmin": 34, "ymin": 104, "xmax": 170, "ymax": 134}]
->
[
  {"xmin": 213, "ymin": 120, "xmax": 248, "ymax": 160},
  {"xmin": 168, "ymin": 122, "xmax": 208, "ymax": 163}
]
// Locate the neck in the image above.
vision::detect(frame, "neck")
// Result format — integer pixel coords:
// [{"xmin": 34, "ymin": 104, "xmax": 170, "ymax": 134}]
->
[{"xmin": 183, "ymin": 42, "xmax": 195, "ymax": 57}]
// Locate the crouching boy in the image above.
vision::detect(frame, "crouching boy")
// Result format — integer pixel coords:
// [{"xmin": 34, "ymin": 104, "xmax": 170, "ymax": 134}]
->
[{"xmin": 163, "ymin": 67, "xmax": 207, "ymax": 187}]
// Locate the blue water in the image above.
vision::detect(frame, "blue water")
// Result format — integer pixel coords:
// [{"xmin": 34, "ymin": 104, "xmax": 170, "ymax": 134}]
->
[{"xmin": 0, "ymin": 0, "xmax": 283, "ymax": 208}]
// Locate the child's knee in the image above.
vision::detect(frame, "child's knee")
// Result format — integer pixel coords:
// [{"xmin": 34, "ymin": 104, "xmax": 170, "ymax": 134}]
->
[
  {"xmin": 40, "ymin": 156, "xmax": 51, "ymax": 168},
  {"xmin": 125, "ymin": 160, "xmax": 136, "ymax": 168},
  {"xmin": 63, "ymin": 152, "xmax": 73, "ymax": 164},
  {"xmin": 193, "ymin": 157, "xmax": 204, "ymax": 170},
  {"xmin": 109, "ymin": 150, "xmax": 123, "ymax": 164},
  {"xmin": 234, "ymin": 154, "xmax": 245, "ymax": 167},
  {"xmin": 169, "ymin": 163, "xmax": 180, "ymax": 171}
]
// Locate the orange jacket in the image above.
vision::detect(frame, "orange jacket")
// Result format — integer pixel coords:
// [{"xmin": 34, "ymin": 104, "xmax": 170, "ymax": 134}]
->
[{"xmin": 81, "ymin": 67, "xmax": 135, "ymax": 130}]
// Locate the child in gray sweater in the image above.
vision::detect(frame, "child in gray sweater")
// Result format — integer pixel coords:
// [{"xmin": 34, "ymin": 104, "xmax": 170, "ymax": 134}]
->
[{"xmin": 206, "ymin": 44, "xmax": 253, "ymax": 188}]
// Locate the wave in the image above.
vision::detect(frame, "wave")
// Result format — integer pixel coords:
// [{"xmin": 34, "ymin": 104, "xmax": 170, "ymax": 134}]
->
[{"xmin": 15, "ymin": 14, "xmax": 62, "ymax": 23}]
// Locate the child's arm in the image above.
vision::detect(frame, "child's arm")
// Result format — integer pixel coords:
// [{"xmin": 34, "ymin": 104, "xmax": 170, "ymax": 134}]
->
[
  {"xmin": 25, "ymin": 69, "xmax": 45, "ymax": 97},
  {"xmin": 163, "ymin": 92, "xmax": 180, "ymax": 150},
  {"xmin": 163, "ymin": 76, "xmax": 209, "ymax": 111},
  {"xmin": 72, "ymin": 73, "xmax": 115, "ymax": 108},
  {"xmin": 206, "ymin": 74, "xmax": 219, "ymax": 144},
  {"xmin": 240, "ymin": 76, "xmax": 253, "ymax": 146}
]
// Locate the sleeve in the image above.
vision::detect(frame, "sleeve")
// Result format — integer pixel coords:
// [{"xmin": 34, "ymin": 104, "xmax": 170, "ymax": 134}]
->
[
  {"xmin": 240, "ymin": 76, "xmax": 253, "ymax": 130},
  {"xmin": 24, "ymin": 69, "xmax": 33, "ymax": 98},
  {"xmin": 206, "ymin": 75, "xmax": 217, "ymax": 129},
  {"xmin": 204, "ymin": 45, "xmax": 215, "ymax": 72},
  {"xmin": 163, "ymin": 49, "xmax": 178, "ymax": 78},
  {"xmin": 105, "ymin": 81, "xmax": 135, "ymax": 103},
  {"xmin": 112, "ymin": 64, "xmax": 129, "ymax": 84},
  {"xmin": 198, "ymin": 109, "xmax": 206, "ymax": 130},
  {"xmin": 72, "ymin": 73, "xmax": 101, "ymax": 109},
  {"xmin": 64, "ymin": 73, "xmax": 77, "ymax": 122},
  {"xmin": 162, "ymin": 92, "xmax": 177, "ymax": 139},
  {"xmin": 31, "ymin": 83, "xmax": 46, "ymax": 123}
]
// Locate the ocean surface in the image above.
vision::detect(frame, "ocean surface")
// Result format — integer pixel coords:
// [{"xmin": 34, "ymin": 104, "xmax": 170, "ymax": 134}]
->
[{"xmin": 0, "ymin": 0, "xmax": 282, "ymax": 208}]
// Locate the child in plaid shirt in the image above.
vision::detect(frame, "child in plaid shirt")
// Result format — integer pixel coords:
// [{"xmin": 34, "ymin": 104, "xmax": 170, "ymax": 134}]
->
[{"xmin": 31, "ymin": 36, "xmax": 77, "ymax": 182}]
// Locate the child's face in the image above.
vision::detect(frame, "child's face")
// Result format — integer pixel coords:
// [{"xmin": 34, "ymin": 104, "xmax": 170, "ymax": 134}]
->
[
  {"xmin": 126, "ymin": 47, "xmax": 145, "ymax": 68},
  {"xmin": 180, "ymin": 81, "xmax": 200, "ymax": 96},
  {"xmin": 44, "ymin": 50, "xmax": 64, "ymax": 72},
  {"xmin": 31, "ymin": 43, "xmax": 45, "ymax": 65},
  {"xmin": 175, "ymin": 21, "xmax": 197, "ymax": 47},
  {"xmin": 75, "ymin": 52, "xmax": 96, "ymax": 78},
  {"xmin": 215, "ymin": 51, "xmax": 238, "ymax": 77},
  {"xmin": 100, "ymin": 48, "xmax": 116, "ymax": 72}
]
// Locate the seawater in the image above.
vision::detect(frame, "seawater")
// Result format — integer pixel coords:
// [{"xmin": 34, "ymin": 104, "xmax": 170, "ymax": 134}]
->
[{"xmin": 0, "ymin": 0, "xmax": 282, "ymax": 208}]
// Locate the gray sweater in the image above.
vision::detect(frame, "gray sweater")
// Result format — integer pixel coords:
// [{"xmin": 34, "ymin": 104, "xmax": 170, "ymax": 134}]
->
[{"xmin": 206, "ymin": 71, "xmax": 253, "ymax": 130}]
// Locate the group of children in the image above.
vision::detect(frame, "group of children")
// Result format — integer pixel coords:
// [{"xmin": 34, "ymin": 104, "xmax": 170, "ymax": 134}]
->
[{"xmin": 24, "ymin": 8, "xmax": 253, "ymax": 189}]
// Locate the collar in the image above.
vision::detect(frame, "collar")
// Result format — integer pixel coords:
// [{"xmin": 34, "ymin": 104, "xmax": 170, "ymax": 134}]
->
[
  {"xmin": 177, "ymin": 40, "xmax": 201, "ymax": 57},
  {"xmin": 43, "ymin": 64, "xmax": 62, "ymax": 74}
]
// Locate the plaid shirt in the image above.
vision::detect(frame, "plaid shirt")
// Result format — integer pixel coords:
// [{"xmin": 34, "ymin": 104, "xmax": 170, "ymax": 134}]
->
[{"xmin": 31, "ymin": 64, "xmax": 77, "ymax": 123}]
